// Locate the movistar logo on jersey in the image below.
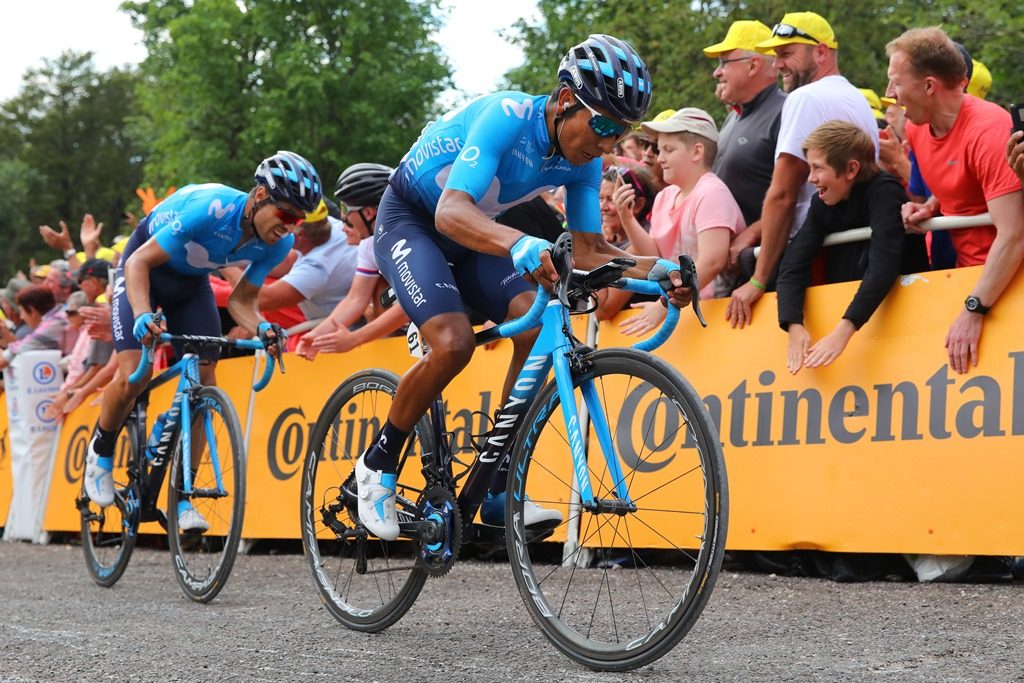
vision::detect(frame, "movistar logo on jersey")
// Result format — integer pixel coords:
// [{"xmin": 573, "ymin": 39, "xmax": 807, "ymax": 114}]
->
[
  {"xmin": 208, "ymin": 199, "xmax": 236, "ymax": 220},
  {"xmin": 404, "ymin": 133, "xmax": 465, "ymax": 180},
  {"xmin": 501, "ymin": 97, "xmax": 533, "ymax": 120}
]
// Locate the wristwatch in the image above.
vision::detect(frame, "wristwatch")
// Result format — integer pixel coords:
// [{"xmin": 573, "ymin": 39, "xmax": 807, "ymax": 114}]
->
[{"xmin": 964, "ymin": 295, "xmax": 990, "ymax": 315}]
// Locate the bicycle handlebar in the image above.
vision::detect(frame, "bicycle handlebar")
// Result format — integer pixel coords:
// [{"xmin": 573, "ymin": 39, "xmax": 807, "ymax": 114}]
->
[
  {"xmin": 491, "ymin": 233, "xmax": 704, "ymax": 352},
  {"xmin": 128, "ymin": 333, "xmax": 278, "ymax": 391}
]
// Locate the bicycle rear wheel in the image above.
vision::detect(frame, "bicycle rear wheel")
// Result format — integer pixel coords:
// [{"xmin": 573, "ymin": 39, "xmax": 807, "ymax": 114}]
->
[
  {"xmin": 166, "ymin": 386, "xmax": 245, "ymax": 603},
  {"xmin": 80, "ymin": 421, "xmax": 140, "ymax": 587},
  {"xmin": 506, "ymin": 348, "xmax": 728, "ymax": 671},
  {"xmin": 299, "ymin": 369, "xmax": 435, "ymax": 632}
]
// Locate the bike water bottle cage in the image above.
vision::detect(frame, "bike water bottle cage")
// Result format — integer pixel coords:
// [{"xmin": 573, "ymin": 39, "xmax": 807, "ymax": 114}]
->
[{"xmin": 510, "ymin": 235, "xmax": 553, "ymax": 277}]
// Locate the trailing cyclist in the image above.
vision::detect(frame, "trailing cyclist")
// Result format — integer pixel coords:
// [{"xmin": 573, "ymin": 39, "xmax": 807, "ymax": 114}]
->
[
  {"xmin": 83, "ymin": 151, "xmax": 323, "ymax": 531},
  {"xmin": 356, "ymin": 34, "xmax": 691, "ymax": 540}
]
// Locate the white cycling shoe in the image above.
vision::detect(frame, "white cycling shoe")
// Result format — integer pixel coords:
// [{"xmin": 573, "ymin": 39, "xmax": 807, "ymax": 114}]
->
[
  {"xmin": 83, "ymin": 448, "xmax": 114, "ymax": 508},
  {"xmin": 176, "ymin": 502, "xmax": 211, "ymax": 533},
  {"xmin": 355, "ymin": 455, "xmax": 400, "ymax": 541}
]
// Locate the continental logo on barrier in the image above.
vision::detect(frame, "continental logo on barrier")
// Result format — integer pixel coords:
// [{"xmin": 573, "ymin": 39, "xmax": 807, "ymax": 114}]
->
[
  {"xmin": 63, "ymin": 426, "xmax": 135, "ymax": 485},
  {"xmin": 702, "ymin": 352, "xmax": 1024, "ymax": 448}
]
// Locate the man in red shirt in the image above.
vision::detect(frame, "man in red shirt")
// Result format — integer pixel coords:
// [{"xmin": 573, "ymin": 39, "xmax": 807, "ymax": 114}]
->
[{"xmin": 887, "ymin": 27, "xmax": 1024, "ymax": 374}]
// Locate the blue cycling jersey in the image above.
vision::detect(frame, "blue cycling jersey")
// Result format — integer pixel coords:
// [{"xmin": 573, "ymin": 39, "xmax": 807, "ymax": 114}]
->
[
  {"xmin": 390, "ymin": 91, "xmax": 602, "ymax": 233},
  {"xmin": 146, "ymin": 183, "xmax": 294, "ymax": 286}
]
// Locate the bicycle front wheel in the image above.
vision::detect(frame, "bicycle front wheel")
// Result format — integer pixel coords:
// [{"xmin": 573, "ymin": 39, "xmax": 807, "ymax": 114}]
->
[
  {"xmin": 506, "ymin": 348, "xmax": 728, "ymax": 671},
  {"xmin": 80, "ymin": 420, "xmax": 141, "ymax": 587},
  {"xmin": 299, "ymin": 369, "xmax": 435, "ymax": 632},
  {"xmin": 166, "ymin": 386, "xmax": 246, "ymax": 603}
]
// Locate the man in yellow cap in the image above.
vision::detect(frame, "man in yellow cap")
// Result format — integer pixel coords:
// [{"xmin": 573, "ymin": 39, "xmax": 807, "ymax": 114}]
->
[
  {"xmin": 726, "ymin": 11, "xmax": 878, "ymax": 328},
  {"xmin": 704, "ymin": 20, "xmax": 786, "ymax": 234}
]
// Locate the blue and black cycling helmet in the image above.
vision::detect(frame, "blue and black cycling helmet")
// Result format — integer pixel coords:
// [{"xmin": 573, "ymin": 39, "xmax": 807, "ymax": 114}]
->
[
  {"xmin": 254, "ymin": 150, "xmax": 323, "ymax": 213},
  {"xmin": 558, "ymin": 34, "xmax": 652, "ymax": 125},
  {"xmin": 334, "ymin": 163, "xmax": 393, "ymax": 208}
]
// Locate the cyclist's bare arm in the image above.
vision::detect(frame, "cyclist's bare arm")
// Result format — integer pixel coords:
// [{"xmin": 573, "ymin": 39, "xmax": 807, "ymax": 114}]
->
[{"xmin": 227, "ymin": 278, "xmax": 264, "ymax": 336}]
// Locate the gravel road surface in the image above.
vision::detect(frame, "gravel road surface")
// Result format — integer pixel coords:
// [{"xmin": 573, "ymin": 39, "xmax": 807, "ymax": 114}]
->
[{"xmin": 1, "ymin": 542, "xmax": 1022, "ymax": 682}]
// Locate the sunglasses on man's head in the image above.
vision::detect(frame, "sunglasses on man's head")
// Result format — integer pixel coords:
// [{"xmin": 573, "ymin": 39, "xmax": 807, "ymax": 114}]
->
[
  {"xmin": 770, "ymin": 22, "xmax": 821, "ymax": 44},
  {"xmin": 575, "ymin": 98, "xmax": 630, "ymax": 140}
]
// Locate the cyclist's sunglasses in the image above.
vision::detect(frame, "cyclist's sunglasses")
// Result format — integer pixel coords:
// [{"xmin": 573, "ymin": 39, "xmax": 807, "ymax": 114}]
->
[
  {"xmin": 770, "ymin": 22, "xmax": 821, "ymax": 44},
  {"xmin": 256, "ymin": 196, "xmax": 305, "ymax": 226},
  {"xmin": 340, "ymin": 203, "xmax": 365, "ymax": 227},
  {"xmin": 575, "ymin": 98, "xmax": 630, "ymax": 140}
]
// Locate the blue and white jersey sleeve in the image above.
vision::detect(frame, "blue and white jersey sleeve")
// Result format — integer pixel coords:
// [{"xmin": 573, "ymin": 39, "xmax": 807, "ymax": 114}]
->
[
  {"xmin": 563, "ymin": 164, "xmax": 602, "ymax": 234},
  {"xmin": 241, "ymin": 233, "xmax": 294, "ymax": 287}
]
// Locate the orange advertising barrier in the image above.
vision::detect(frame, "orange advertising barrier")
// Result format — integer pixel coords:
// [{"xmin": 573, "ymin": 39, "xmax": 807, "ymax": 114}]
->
[
  {"xmin": 34, "ymin": 265, "xmax": 1024, "ymax": 554},
  {"xmin": 600, "ymin": 265, "xmax": 1024, "ymax": 555}
]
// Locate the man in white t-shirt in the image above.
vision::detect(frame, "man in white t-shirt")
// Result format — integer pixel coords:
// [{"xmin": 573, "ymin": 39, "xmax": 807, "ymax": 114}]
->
[
  {"xmin": 258, "ymin": 200, "xmax": 357, "ymax": 319},
  {"xmin": 726, "ymin": 11, "xmax": 879, "ymax": 328}
]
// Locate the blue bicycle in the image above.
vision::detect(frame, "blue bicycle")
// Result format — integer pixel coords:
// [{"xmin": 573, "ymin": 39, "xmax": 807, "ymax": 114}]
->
[
  {"xmin": 78, "ymin": 326, "xmax": 278, "ymax": 602},
  {"xmin": 300, "ymin": 234, "xmax": 728, "ymax": 671}
]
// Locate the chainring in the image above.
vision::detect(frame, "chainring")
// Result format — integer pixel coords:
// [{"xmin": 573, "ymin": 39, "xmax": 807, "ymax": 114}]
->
[{"xmin": 417, "ymin": 486, "xmax": 461, "ymax": 578}]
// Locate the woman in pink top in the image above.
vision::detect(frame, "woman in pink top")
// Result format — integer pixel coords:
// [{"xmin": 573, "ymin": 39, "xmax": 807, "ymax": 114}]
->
[{"xmin": 615, "ymin": 107, "xmax": 745, "ymax": 334}]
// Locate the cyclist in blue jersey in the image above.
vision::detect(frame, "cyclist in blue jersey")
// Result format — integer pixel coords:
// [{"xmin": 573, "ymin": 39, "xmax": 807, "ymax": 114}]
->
[
  {"xmin": 354, "ymin": 35, "xmax": 692, "ymax": 540},
  {"xmin": 83, "ymin": 151, "xmax": 322, "ymax": 531}
]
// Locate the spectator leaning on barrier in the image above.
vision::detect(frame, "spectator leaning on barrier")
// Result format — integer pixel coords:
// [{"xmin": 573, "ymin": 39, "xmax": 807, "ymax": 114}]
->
[
  {"xmin": 777, "ymin": 121, "xmax": 928, "ymax": 374},
  {"xmin": 703, "ymin": 19, "xmax": 786, "ymax": 280},
  {"xmin": 726, "ymin": 11, "xmax": 879, "ymax": 328},
  {"xmin": 887, "ymin": 27, "xmax": 1024, "ymax": 375},
  {"xmin": 257, "ymin": 198, "xmax": 358, "ymax": 321},
  {"xmin": 0, "ymin": 285, "xmax": 70, "ymax": 369}
]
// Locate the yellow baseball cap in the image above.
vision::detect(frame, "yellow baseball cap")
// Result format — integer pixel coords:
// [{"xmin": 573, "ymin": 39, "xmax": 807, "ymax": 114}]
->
[
  {"xmin": 858, "ymin": 88, "xmax": 885, "ymax": 120},
  {"xmin": 757, "ymin": 12, "xmax": 838, "ymax": 51},
  {"xmin": 703, "ymin": 20, "xmax": 773, "ymax": 57},
  {"xmin": 967, "ymin": 59, "xmax": 992, "ymax": 99}
]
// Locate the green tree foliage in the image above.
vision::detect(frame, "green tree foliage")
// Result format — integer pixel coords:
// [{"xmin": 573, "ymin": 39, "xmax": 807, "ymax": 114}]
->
[
  {"xmin": 0, "ymin": 52, "xmax": 142, "ymax": 277},
  {"xmin": 503, "ymin": 0, "xmax": 1024, "ymax": 124},
  {"xmin": 123, "ymin": 0, "xmax": 452, "ymax": 191}
]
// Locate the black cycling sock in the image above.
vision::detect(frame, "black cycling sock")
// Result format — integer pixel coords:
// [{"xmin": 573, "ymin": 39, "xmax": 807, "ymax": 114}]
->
[
  {"xmin": 90, "ymin": 424, "xmax": 117, "ymax": 459},
  {"xmin": 363, "ymin": 420, "xmax": 410, "ymax": 473}
]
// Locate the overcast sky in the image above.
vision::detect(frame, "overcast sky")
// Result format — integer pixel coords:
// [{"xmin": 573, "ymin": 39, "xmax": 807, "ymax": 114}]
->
[{"xmin": 0, "ymin": 0, "xmax": 538, "ymax": 103}]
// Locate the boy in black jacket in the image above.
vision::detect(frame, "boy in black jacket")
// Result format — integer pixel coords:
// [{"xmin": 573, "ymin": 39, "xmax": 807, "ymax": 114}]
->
[{"xmin": 778, "ymin": 120, "xmax": 928, "ymax": 374}]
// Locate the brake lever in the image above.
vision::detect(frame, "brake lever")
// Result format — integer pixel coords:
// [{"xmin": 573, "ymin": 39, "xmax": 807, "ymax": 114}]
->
[
  {"xmin": 550, "ymin": 232, "xmax": 574, "ymax": 308},
  {"xmin": 677, "ymin": 255, "xmax": 707, "ymax": 328}
]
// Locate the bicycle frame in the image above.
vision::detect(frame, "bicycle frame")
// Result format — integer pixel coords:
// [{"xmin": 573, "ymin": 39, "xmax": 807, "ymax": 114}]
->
[{"xmin": 446, "ymin": 280, "xmax": 669, "ymax": 529}]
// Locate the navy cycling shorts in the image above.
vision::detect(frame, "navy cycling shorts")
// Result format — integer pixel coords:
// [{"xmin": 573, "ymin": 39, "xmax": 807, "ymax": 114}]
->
[
  {"xmin": 111, "ymin": 219, "xmax": 222, "ymax": 361},
  {"xmin": 374, "ymin": 186, "xmax": 533, "ymax": 329}
]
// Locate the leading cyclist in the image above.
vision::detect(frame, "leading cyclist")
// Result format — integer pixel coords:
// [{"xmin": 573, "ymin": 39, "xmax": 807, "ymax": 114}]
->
[
  {"xmin": 83, "ymin": 151, "xmax": 323, "ymax": 531},
  {"xmin": 357, "ymin": 35, "xmax": 691, "ymax": 540}
]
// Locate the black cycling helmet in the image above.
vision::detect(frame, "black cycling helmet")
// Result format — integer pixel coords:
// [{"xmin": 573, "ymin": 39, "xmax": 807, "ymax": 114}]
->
[
  {"xmin": 334, "ymin": 163, "xmax": 393, "ymax": 207},
  {"xmin": 254, "ymin": 150, "xmax": 323, "ymax": 213},
  {"xmin": 558, "ymin": 34, "xmax": 652, "ymax": 124}
]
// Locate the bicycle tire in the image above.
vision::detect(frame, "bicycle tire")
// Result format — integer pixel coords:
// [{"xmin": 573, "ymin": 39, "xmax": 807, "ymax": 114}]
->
[
  {"xmin": 166, "ymin": 385, "xmax": 246, "ymax": 603},
  {"xmin": 505, "ymin": 348, "xmax": 728, "ymax": 671},
  {"xmin": 81, "ymin": 420, "xmax": 141, "ymax": 587},
  {"xmin": 299, "ymin": 369, "xmax": 435, "ymax": 632}
]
